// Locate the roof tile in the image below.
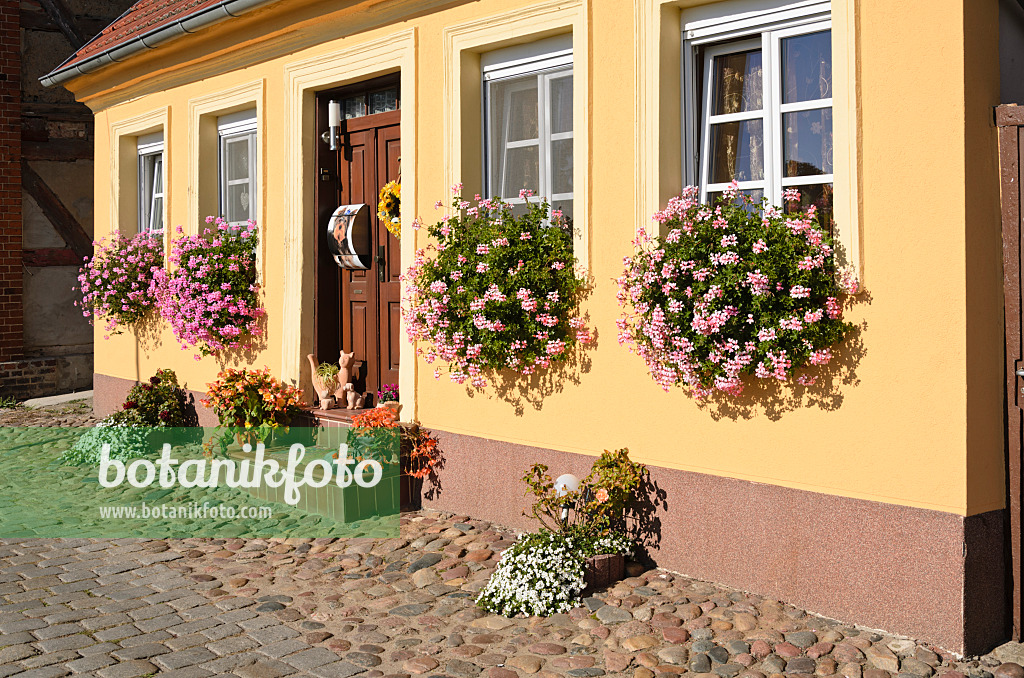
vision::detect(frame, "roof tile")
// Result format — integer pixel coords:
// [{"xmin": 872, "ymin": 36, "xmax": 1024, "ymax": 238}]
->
[{"xmin": 59, "ymin": 0, "xmax": 229, "ymax": 72}]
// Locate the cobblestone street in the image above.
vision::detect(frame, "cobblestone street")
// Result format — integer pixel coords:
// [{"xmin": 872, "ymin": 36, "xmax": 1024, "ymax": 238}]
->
[{"xmin": 2, "ymin": 402, "xmax": 1024, "ymax": 678}]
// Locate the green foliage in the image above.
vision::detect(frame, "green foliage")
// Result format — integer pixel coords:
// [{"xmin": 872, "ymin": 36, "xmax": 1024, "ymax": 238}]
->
[
  {"xmin": 61, "ymin": 421, "xmax": 151, "ymax": 465},
  {"xmin": 618, "ymin": 187, "xmax": 858, "ymax": 399},
  {"xmin": 404, "ymin": 193, "xmax": 591, "ymax": 388},
  {"xmin": 524, "ymin": 448, "xmax": 648, "ymax": 537},
  {"xmin": 120, "ymin": 370, "xmax": 191, "ymax": 427},
  {"xmin": 0, "ymin": 396, "xmax": 22, "ymax": 409},
  {"xmin": 315, "ymin": 362, "xmax": 340, "ymax": 380}
]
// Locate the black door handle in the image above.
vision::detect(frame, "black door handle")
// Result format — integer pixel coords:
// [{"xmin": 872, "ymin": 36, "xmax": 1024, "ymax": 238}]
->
[{"xmin": 377, "ymin": 245, "xmax": 386, "ymax": 282}]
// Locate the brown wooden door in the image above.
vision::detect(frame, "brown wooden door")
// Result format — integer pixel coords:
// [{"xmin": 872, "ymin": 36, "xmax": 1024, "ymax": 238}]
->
[{"xmin": 314, "ymin": 85, "xmax": 400, "ymax": 407}]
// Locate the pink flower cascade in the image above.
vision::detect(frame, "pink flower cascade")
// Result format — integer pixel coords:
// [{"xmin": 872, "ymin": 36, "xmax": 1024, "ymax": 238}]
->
[
  {"xmin": 402, "ymin": 189, "xmax": 591, "ymax": 389},
  {"xmin": 75, "ymin": 232, "xmax": 164, "ymax": 336},
  {"xmin": 152, "ymin": 217, "xmax": 265, "ymax": 358},
  {"xmin": 616, "ymin": 184, "xmax": 857, "ymax": 401}
]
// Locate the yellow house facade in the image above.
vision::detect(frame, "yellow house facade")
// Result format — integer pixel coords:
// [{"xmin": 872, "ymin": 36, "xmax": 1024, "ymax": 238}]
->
[{"xmin": 47, "ymin": 0, "xmax": 1020, "ymax": 654}]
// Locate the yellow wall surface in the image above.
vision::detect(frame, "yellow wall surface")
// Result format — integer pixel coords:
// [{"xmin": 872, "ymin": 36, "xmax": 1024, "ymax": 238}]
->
[{"xmin": 69, "ymin": 0, "xmax": 1005, "ymax": 518}]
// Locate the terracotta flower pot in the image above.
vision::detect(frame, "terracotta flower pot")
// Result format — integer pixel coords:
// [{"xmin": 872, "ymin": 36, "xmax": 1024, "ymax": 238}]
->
[{"xmin": 377, "ymin": 401, "xmax": 402, "ymax": 417}]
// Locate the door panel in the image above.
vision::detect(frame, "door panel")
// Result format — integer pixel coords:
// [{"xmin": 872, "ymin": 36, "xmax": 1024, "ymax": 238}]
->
[
  {"xmin": 340, "ymin": 127, "xmax": 379, "ymax": 396},
  {"xmin": 377, "ymin": 123, "xmax": 402, "ymax": 389},
  {"xmin": 389, "ymin": 301, "xmax": 402, "ymax": 372}
]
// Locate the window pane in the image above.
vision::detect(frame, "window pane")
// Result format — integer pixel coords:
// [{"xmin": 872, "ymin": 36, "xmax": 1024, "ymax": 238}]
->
[
  {"xmin": 552, "ymin": 199, "xmax": 573, "ymax": 222},
  {"xmin": 150, "ymin": 196, "xmax": 163, "ymax": 232},
  {"xmin": 227, "ymin": 183, "xmax": 251, "ymax": 223},
  {"xmin": 488, "ymin": 75, "xmax": 543, "ymax": 199},
  {"xmin": 549, "ymin": 75, "xmax": 573, "ymax": 134},
  {"xmin": 226, "ymin": 138, "xmax": 249, "ymax": 182},
  {"xmin": 370, "ymin": 88, "xmax": 399, "ymax": 114},
  {"xmin": 784, "ymin": 183, "xmax": 833, "ymax": 234},
  {"xmin": 153, "ymin": 158, "xmax": 163, "ymax": 196},
  {"xmin": 344, "ymin": 96, "xmax": 366, "ymax": 119},
  {"xmin": 139, "ymin": 153, "xmax": 160, "ymax": 233},
  {"xmin": 551, "ymin": 138, "xmax": 573, "ymax": 195},
  {"xmin": 501, "ymin": 145, "xmax": 540, "ymax": 198},
  {"xmin": 707, "ymin": 189, "xmax": 764, "ymax": 211},
  {"xmin": 782, "ymin": 30, "xmax": 831, "ymax": 103},
  {"xmin": 783, "ymin": 108, "xmax": 833, "ymax": 177},
  {"xmin": 712, "ymin": 50, "xmax": 763, "ymax": 114},
  {"xmin": 709, "ymin": 119, "xmax": 764, "ymax": 183},
  {"xmin": 490, "ymin": 77, "xmax": 539, "ymax": 142}
]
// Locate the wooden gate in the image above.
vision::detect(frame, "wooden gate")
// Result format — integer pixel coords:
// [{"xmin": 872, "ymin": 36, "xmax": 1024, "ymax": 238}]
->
[{"xmin": 998, "ymin": 104, "xmax": 1024, "ymax": 641}]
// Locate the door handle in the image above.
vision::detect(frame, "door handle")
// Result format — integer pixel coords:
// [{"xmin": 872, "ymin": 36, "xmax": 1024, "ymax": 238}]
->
[
  {"xmin": 1016, "ymin": 370, "xmax": 1024, "ymax": 377},
  {"xmin": 377, "ymin": 245, "xmax": 386, "ymax": 282}
]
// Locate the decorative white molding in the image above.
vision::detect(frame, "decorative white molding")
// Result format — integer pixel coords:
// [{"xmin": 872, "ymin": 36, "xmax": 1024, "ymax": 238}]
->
[
  {"xmin": 281, "ymin": 28, "xmax": 418, "ymax": 416},
  {"xmin": 186, "ymin": 80, "xmax": 265, "ymax": 237},
  {"xmin": 108, "ymin": 107, "xmax": 170, "ymax": 248},
  {"xmin": 442, "ymin": 0, "xmax": 589, "ymax": 267}
]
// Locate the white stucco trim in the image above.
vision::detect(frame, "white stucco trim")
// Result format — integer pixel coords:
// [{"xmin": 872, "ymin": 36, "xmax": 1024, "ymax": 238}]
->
[{"xmin": 281, "ymin": 28, "xmax": 418, "ymax": 418}]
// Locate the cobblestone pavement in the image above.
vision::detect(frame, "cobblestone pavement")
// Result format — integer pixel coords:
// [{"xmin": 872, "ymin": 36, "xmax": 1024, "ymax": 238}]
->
[
  {"xmin": 3, "ymin": 401, "xmax": 1024, "ymax": 678},
  {"xmin": 0, "ymin": 400, "xmax": 97, "ymax": 427}
]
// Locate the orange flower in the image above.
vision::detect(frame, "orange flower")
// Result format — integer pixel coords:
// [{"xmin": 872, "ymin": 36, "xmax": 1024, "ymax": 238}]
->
[{"xmin": 595, "ymin": 488, "xmax": 609, "ymax": 503}]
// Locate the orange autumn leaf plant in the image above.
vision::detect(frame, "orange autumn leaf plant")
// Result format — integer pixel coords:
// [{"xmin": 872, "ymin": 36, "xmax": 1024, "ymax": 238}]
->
[{"xmin": 348, "ymin": 408, "xmax": 442, "ymax": 480}]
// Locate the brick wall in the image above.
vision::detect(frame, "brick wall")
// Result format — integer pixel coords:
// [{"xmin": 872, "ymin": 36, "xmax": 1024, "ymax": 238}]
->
[
  {"xmin": 0, "ymin": 0, "xmax": 21, "ymax": 363},
  {"xmin": 0, "ymin": 358, "xmax": 57, "ymax": 400}
]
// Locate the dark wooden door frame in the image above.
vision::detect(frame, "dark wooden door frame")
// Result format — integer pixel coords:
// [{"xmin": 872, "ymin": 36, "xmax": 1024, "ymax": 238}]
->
[{"xmin": 998, "ymin": 103, "xmax": 1024, "ymax": 641}]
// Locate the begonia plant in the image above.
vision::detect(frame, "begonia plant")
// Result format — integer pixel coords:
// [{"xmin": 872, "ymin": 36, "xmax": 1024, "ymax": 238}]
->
[
  {"xmin": 402, "ymin": 187, "xmax": 591, "ymax": 388},
  {"xmin": 617, "ymin": 184, "xmax": 858, "ymax": 401}
]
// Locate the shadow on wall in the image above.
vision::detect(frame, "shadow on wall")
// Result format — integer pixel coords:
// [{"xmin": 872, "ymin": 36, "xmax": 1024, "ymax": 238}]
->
[
  {"xmin": 705, "ymin": 290, "xmax": 870, "ymax": 422},
  {"xmin": 218, "ymin": 312, "xmax": 270, "ymax": 369},
  {"xmin": 470, "ymin": 314, "xmax": 597, "ymax": 417},
  {"xmin": 629, "ymin": 471, "xmax": 668, "ymax": 567}
]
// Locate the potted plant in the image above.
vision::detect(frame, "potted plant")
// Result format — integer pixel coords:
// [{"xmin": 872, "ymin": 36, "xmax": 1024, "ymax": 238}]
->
[
  {"xmin": 76, "ymin": 232, "xmax": 163, "ymax": 337},
  {"xmin": 346, "ymin": 407, "xmax": 442, "ymax": 510},
  {"xmin": 476, "ymin": 448, "xmax": 647, "ymax": 617},
  {"xmin": 153, "ymin": 216, "xmax": 265, "ymax": 358},
  {"xmin": 375, "ymin": 383, "xmax": 401, "ymax": 416},
  {"xmin": 62, "ymin": 369, "xmax": 195, "ymax": 466},
  {"xmin": 403, "ymin": 188, "xmax": 591, "ymax": 388},
  {"xmin": 617, "ymin": 184, "xmax": 858, "ymax": 400},
  {"xmin": 201, "ymin": 367, "xmax": 305, "ymax": 453},
  {"xmin": 307, "ymin": 354, "xmax": 341, "ymax": 409}
]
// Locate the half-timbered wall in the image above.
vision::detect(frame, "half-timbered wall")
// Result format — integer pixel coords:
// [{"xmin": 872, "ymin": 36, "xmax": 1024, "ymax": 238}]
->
[{"xmin": 0, "ymin": 0, "xmax": 133, "ymax": 400}]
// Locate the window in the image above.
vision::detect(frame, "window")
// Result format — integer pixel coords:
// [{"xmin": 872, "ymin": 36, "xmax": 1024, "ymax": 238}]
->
[
  {"xmin": 685, "ymin": 2, "xmax": 832, "ymax": 229},
  {"xmin": 340, "ymin": 86, "xmax": 399, "ymax": 119},
  {"xmin": 217, "ymin": 109, "xmax": 257, "ymax": 227},
  {"xmin": 137, "ymin": 132, "xmax": 164, "ymax": 235},
  {"xmin": 483, "ymin": 35, "xmax": 573, "ymax": 219}
]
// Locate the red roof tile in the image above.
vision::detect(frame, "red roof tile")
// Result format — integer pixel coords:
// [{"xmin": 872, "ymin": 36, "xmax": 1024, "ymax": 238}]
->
[{"xmin": 56, "ymin": 0, "xmax": 235, "ymax": 73}]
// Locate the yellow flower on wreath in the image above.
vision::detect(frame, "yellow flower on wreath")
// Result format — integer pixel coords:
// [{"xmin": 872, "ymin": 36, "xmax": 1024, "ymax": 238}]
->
[{"xmin": 377, "ymin": 180, "xmax": 401, "ymax": 240}]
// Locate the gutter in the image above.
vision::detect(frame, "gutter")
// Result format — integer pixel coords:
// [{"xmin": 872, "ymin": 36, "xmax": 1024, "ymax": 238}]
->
[{"xmin": 40, "ymin": 0, "xmax": 276, "ymax": 88}]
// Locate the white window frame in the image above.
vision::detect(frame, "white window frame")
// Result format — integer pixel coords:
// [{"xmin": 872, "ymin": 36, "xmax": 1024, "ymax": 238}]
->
[
  {"xmin": 137, "ymin": 131, "xmax": 164, "ymax": 236},
  {"xmin": 217, "ymin": 109, "xmax": 258, "ymax": 227},
  {"xmin": 682, "ymin": 0, "xmax": 832, "ymax": 209},
  {"xmin": 482, "ymin": 34, "xmax": 573, "ymax": 216}
]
